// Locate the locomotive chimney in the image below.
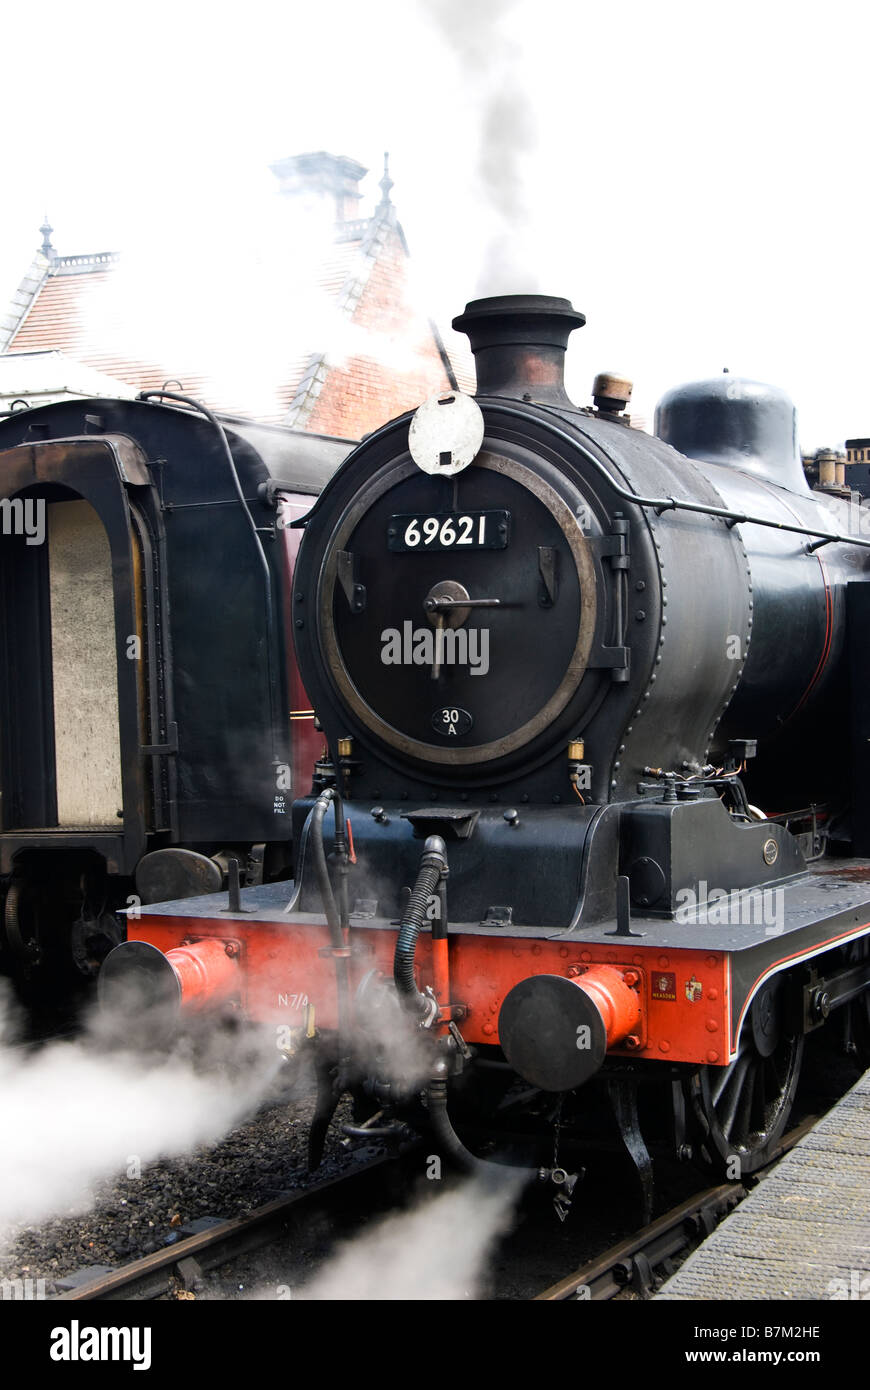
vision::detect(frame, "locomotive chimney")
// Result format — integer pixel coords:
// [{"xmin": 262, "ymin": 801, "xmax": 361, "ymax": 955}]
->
[{"xmin": 452, "ymin": 294, "xmax": 586, "ymax": 406}]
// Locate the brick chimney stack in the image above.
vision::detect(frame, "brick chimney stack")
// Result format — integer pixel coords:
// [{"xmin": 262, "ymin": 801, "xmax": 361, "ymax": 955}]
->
[{"xmin": 270, "ymin": 151, "xmax": 367, "ymax": 223}]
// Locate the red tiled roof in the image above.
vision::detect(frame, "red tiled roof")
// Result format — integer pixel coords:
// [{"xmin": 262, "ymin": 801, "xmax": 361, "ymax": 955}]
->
[{"xmin": 4, "ymin": 217, "xmax": 475, "ymax": 433}]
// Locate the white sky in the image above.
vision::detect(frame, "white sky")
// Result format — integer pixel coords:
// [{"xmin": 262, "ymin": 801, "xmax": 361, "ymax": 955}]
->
[{"xmin": 1, "ymin": 0, "xmax": 866, "ymax": 448}]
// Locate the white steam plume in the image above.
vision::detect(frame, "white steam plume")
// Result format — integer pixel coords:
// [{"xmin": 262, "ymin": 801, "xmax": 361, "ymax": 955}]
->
[
  {"xmin": 0, "ymin": 984, "xmax": 282, "ymax": 1246},
  {"xmin": 298, "ymin": 1172, "xmax": 523, "ymax": 1300},
  {"xmin": 423, "ymin": 0, "xmax": 539, "ymax": 296},
  {"xmin": 85, "ymin": 189, "xmax": 348, "ymax": 423},
  {"xmin": 71, "ymin": 163, "xmax": 447, "ymax": 426}
]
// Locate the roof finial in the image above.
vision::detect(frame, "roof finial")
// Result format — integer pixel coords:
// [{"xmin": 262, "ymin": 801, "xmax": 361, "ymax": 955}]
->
[
  {"xmin": 39, "ymin": 216, "xmax": 55, "ymax": 260},
  {"xmin": 378, "ymin": 152, "xmax": 393, "ymax": 207}
]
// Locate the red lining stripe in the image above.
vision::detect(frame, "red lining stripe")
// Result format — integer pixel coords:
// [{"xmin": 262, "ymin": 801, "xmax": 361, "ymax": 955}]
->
[
  {"xmin": 789, "ymin": 552, "xmax": 833, "ymax": 718},
  {"xmin": 731, "ymin": 918, "xmax": 870, "ymax": 1051}
]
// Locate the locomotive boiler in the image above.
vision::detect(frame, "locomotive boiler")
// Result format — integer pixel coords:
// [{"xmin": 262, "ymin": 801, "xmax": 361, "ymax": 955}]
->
[
  {"xmin": 0, "ymin": 393, "xmax": 350, "ymax": 992},
  {"xmin": 104, "ymin": 297, "xmax": 870, "ymax": 1212}
]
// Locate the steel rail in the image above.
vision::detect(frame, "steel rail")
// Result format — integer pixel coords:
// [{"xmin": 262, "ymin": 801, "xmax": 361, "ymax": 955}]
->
[
  {"xmin": 52, "ymin": 1151, "xmax": 407, "ymax": 1302},
  {"xmin": 533, "ymin": 1113, "xmax": 820, "ymax": 1301}
]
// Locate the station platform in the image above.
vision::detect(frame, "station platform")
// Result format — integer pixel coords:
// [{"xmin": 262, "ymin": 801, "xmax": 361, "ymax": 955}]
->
[{"xmin": 656, "ymin": 1068, "xmax": 870, "ymax": 1300}]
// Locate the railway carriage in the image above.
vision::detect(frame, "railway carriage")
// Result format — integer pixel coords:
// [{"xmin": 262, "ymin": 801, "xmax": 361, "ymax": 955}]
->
[{"xmin": 0, "ymin": 394, "xmax": 350, "ymax": 987}]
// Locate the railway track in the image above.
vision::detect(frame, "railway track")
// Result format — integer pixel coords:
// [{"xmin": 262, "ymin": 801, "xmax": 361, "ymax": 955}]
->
[
  {"xmin": 47, "ymin": 1111, "xmax": 824, "ymax": 1302},
  {"xmin": 533, "ymin": 1113, "xmax": 819, "ymax": 1300},
  {"xmin": 52, "ymin": 1150, "xmax": 411, "ymax": 1301}
]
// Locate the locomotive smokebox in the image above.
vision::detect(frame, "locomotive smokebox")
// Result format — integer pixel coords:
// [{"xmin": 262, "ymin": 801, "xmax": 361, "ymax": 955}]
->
[
  {"xmin": 452, "ymin": 294, "xmax": 585, "ymax": 406},
  {"xmin": 498, "ymin": 966, "xmax": 641, "ymax": 1092},
  {"xmin": 655, "ymin": 376, "xmax": 808, "ymax": 493}
]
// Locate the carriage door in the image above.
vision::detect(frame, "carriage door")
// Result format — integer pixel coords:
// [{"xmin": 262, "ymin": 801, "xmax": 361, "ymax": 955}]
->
[
  {"xmin": 0, "ymin": 489, "xmax": 122, "ymax": 831},
  {"xmin": 47, "ymin": 496, "xmax": 123, "ymax": 826}
]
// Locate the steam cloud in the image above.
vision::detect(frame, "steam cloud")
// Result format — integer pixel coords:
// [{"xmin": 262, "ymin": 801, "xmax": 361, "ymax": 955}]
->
[
  {"xmin": 423, "ymin": 0, "xmax": 539, "ymax": 295},
  {"xmin": 353, "ymin": 975, "xmax": 436, "ymax": 1096},
  {"xmin": 298, "ymin": 1171, "xmax": 523, "ymax": 1299},
  {"xmin": 66, "ymin": 168, "xmax": 450, "ymax": 427},
  {"xmin": 0, "ymin": 984, "xmax": 282, "ymax": 1246},
  {"xmin": 88, "ymin": 191, "xmax": 349, "ymax": 423}
]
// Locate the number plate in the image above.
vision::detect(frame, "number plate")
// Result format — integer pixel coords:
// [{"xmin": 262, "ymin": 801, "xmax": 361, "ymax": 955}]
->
[
  {"xmin": 432, "ymin": 707, "xmax": 474, "ymax": 736},
  {"xmin": 387, "ymin": 510, "xmax": 510, "ymax": 552}
]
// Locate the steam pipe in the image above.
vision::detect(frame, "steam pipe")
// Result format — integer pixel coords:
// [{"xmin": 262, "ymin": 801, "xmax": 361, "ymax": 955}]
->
[
  {"xmin": 426, "ymin": 1075, "xmax": 492, "ymax": 1175},
  {"xmin": 292, "ymin": 384, "xmax": 870, "ymax": 555},
  {"xmin": 425, "ymin": 1065, "xmax": 529, "ymax": 1182},
  {"xmin": 393, "ymin": 842, "xmax": 531, "ymax": 1180},
  {"xmin": 311, "ymin": 789, "xmax": 352, "ymax": 1090},
  {"xmin": 393, "ymin": 835, "xmax": 448, "ymax": 1018},
  {"xmin": 311, "ymin": 789, "xmax": 341, "ymax": 944},
  {"xmin": 339, "ymin": 1122, "xmax": 411, "ymax": 1140},
  {"xmin": 496, "ymin": 402, "xmax": 870, "ymax": 552},
  {"xmin": 328, "ymin": 753, "xmax": 350, "ymax": 933},
  {"xmin": 431, "ymin": 870, "xmax": 450, "ymax": 1026}
]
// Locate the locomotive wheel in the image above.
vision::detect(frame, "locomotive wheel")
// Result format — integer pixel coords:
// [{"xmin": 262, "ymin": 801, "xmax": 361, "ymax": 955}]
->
[
  {"xmin": 684, "ymin": 977, "xmax": 803, "ymax": 1177},
  {"xmin": 3, "ymin": 880, "xmax": 45, "ymax": 974}
]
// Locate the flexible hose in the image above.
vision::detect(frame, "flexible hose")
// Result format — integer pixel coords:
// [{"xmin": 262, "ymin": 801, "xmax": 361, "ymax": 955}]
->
[
  {"xmin": 339, "ymin": 1122, "xmax": 411, "ymax": 1141},
  {"xmin": 426, "ymin": 1075, "xmax": 529, "ymax": 1182},
  {"xmin": 393, "ymin": 835, "xmax": 447, "ymax": 1016}
]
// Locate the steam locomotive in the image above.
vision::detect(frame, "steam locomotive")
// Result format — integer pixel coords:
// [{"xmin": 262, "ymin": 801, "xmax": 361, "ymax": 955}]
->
[
  {"xmin": 0, "ymin": 393, "xmax": 350, "ymax": 990},
  {"xmin": 101, "ymin": 297, "xmax": 870, "ymax": 1213}
]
